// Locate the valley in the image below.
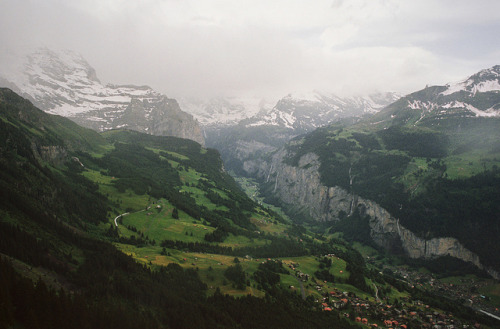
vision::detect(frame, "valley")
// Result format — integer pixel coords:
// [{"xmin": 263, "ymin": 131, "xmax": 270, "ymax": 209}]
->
[{"xmin": 0, "ymin": 59, "xmax": 499, "ymax": 328}]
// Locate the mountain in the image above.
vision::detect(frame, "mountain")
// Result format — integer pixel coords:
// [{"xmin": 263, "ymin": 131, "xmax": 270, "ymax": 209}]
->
[
  {"xmin": 245, "ymin": 91, "xmax": 400, "ymax": 131},
  {"xmin": 0, "ymin": 47, "xmax": 204, "ymax": 145},
  {"xmin": 178, "ymin": 96, "xmax": 273, "ymax": 126},
  {"xmin": 241, "ymin": 66, "xmax": 500, "ymax": 276},
  {"xmin": 370, "ymin": 65, "xmax": 500, "ymax": 127}
]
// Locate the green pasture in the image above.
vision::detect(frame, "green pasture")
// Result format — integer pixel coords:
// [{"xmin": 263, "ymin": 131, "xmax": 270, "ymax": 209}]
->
[
  {"xmin": 479, "ymin": 282, "xmax": 500, "ymax": 307},
  {"xmin": 250, "ymin": 211, "xmax": 288, "ymax": 235},
  {"xmin": 116, "ymin": 245, "xmax": 268, "ymax": 297},
  {"xmin": 280, "ymin": 255, "xmax": 349, "ymax": 281},
  {"xmin": 88, "ymin": 143, "xmax": 114, "ymax": 158},
  {"xmin": 444, "ymin": 152, "xmax": 500, "ymax": 179},
  {"xmin": 81, "ymin": 169, "xmax": 150, "ymax": 213},
  {"xmin": 351, "ymin": 242, "xmax": 379, "ymax": 259},
  {"xmin": 120, "ymin": 201, "xmax": 215, "ymax": 242},
  {"xmin": 219, "ymin": 233, "xmax": 268, "ymax": 248}
]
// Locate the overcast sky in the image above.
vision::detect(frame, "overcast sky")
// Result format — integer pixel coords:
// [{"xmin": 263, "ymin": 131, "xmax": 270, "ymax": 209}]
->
[{"xmin": 1, "ymin": 0, "xmax": 499, "ymax": 99}]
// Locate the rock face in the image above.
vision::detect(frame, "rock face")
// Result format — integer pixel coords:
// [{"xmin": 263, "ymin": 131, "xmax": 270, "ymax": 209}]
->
[
  {"xmin": 0, "ymin": 47, "xmax": 204, "ymax": 145},
  {"xmin": 250, "ymin": 149, "xmax": 499, "ymax": 279}
]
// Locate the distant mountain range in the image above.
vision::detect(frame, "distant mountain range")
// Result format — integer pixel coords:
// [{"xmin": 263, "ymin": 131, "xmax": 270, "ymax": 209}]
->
[
  {"xmin": 178, "ymin": 96, "xmax": 274, "ymax": 126},
  {"xmin": 180, "ymin": 91, "xmax": 400, "ymax": 130},
  {"xmin": 244, "ymin": 91, "xmax": 400, "ymax": 131},
  {"xmin": 0, "ymin": 47, "xmax": 403, "ymax": 148},
  {"xmin": 0, "ymin": 47, "xmax": 204, "ymax": 145}
]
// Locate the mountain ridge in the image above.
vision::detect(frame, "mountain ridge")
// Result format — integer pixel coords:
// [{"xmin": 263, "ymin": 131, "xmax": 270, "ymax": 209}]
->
[{"xmin": 0, "ymin": 47, "xmax": 205, "ymax": 145}]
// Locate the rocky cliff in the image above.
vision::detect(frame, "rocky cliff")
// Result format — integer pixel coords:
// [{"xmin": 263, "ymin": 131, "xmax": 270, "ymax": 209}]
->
[{"xmin": 247, "ymin": 149, "xmax": 499, "ymax": 279}]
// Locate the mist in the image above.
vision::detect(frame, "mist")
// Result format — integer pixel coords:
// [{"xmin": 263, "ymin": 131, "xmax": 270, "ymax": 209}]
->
[{"xmin": 1, "ymin": 0, "xmax": 499, "ymax": 99}]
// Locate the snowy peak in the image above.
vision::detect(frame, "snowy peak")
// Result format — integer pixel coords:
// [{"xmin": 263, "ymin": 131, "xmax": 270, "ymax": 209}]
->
[
  {"xmin": 246, "ymin": 90, "xmax": 400, "ymax": 131},
  {"xmin": 441, "ymin": 65, "xmax": 500, "ymax": 96},
  {"xmin": 2, "ymin": 47, "xmax": 159, "ymax": 117},
  {"xmin": 374, "ymin": 65, "xmax": 500, "ymax": 126},
  {"xmin": 180, "ymin": 91, "xmax": 399, "ymax": 129},
  {"xmin": 178, "ymin": 96, "xmax": 273, "ymax": 126},
  {"xmin": 0, "ymin": 48, "xmax": 204, "ymax": 144},
  {"xmin": 26, "ymin": 48, "xmax": 100, "ymax": 84}
]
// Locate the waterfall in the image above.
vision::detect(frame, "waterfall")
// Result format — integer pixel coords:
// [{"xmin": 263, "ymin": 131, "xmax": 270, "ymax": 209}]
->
[
  {"xmin": 266, "ymin": 163, "xmax": 273, "ymax": 183},
  {"xmin": 274, "ymin": 171, "xmax": 279, "ymax": 192}
]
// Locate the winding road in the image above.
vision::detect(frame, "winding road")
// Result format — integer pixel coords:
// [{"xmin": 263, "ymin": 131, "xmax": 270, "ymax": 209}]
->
[{"xmin": 114, "ymin": 212, "xmax": 129, "ymax": 227}]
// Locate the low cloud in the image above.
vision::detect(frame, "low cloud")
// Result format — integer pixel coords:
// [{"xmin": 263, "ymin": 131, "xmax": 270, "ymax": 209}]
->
[{"xmin": 1, "ymin": 0, "xmax": 498, "ymax": 99}]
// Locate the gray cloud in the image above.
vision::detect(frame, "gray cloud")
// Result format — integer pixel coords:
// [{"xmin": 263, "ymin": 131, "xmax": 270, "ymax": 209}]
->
[{"xmin": 1, "ymin": 0, "xmax": 499, "ymax": 99}]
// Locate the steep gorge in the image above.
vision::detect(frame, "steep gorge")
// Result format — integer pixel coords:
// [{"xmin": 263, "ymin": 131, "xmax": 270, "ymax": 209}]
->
[{"xmin": 244, "ymin": 150, "xmax": 499, "ymax": 279}]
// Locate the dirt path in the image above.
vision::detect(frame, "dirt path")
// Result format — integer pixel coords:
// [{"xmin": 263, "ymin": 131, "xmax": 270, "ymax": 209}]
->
[
  {"xmin": 373, "ymin": 283, "xmax": 380, "ymax": 302},
  {"xmin": 298, "ymin": 280, "xmax": 306, "ymax": 300}
]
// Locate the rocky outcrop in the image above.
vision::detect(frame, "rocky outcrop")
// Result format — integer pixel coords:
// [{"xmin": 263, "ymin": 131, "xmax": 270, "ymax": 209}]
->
[
  {"xmin": 32, "ymin": 143, "xmax": 68, "ymax": 166},
  {"xmin": 251, "ymin": 149, "xmax": 499, "ymax": 279},
  {"xmin": 115, "ymin": 97, "xmax": 204, "ymax": 146}
]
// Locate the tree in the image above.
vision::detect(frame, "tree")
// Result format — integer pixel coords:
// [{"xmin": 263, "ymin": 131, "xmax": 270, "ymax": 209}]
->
[{"xmin": 172, "ymin": 208, "xmax": 179, "ymax": 219}]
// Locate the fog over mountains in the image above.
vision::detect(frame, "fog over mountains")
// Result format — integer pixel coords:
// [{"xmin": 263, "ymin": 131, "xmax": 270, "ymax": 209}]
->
[
  {"xmin": 0, "ymin": 47, "xmax": 204, "ymax": 145},
  {"xmin": 1, "ymin": 47, "xmax": 403, "ymax": 135}
]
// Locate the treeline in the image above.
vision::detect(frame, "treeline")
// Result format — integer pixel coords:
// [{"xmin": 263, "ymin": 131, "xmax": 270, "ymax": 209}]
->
[
  {"xmin": 161, "ymin": 235, "xmax": 309, "ymax": 258},
  {"xmin": 0, "ymin": 257, "xmax": 158, "ymax": 329},
  {"xmin": 0, "ymin": 144, "xmax": 108, "ymax": 227},
  {"xmin": 0, "ymin": 221, "xmax": 73, "ymax": 274},
  {"xmin": 330, "ymin": 207, "xmax": 374, "ymax": 247},
  {"xmin": 378, "ymin": 126, "xmax": 449, "ymax": 158},
  {"xmin": 95, "ymin": 142, "xmax": 181, "ymax": 197},
  {"xmin": 160, "ymin": 236, "xmax": 308, "ymax": 258},
  {"xmin": 253, "ymin": 260, "xmax": 288, "ymax": 291},
  {"xmin": 206, "ymin": 288, "xmax": 359, "ymax": 329},
  {"xmin": 161, "ymin": 239, "xmax": 233, "ymax": 255}
]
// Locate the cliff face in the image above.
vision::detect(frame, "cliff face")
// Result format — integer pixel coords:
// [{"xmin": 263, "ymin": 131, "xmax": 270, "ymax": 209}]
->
[
  {"xmin": 116, "ymin": 97, "xmax": 205, "ymax": 146},
  {"xmin": 248, "ymin": 149, "xmax": 499, "ymax": 279}
]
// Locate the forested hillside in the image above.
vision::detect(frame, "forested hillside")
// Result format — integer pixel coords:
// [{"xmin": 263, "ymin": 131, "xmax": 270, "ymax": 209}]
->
[{"xmin": 0, "ymin": 88, "xmax": 497, "ymax": 328}]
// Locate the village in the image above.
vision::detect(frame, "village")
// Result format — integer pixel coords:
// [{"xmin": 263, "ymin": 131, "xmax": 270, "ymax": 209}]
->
[
  {"xmin": 285, "ymin": 254, "xmax": 498, "ymax": 329},
  {"xmin": 317, "ymin": 287, "xmax": 481, "ymax": 328}
]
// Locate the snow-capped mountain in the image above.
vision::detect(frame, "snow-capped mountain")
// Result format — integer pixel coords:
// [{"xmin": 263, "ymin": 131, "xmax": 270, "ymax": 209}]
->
[
  {"xmin": 180, "ymin": 91, "xmax": 399, "ymax": 130},
  {"xmin": 244, "ymin": 91, "xmax": 400, "ymax": 131},
  {"xmin": 371, "ymin": 65, "xmax": 500, "ymax": 127},
  {"xmin": 442, "ymin": 65, "xmax": 500, "ymax": 97},
  {"xmin": 178, "ymin": 96, "xmax": 274, "ymax": 126},
  {"xmin": 0, "ymin": 48, "xmax": 204, "ymax": 145}
]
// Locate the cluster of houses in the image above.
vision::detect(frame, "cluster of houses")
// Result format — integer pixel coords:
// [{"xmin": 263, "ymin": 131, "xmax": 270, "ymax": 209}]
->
[
  {"xmin": 287, "ymin": 262, "xmax": 311, "ymax": 282},
  {"xmin": 388, "ymin": 267, "xmax": 499, "ymax": 319},
  {"xmin": 318, "ymin": 288, "xmax": 483, "ymax": 328}
]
